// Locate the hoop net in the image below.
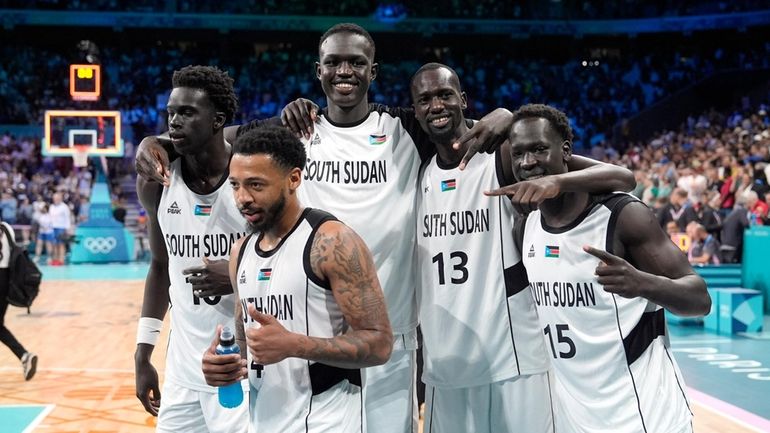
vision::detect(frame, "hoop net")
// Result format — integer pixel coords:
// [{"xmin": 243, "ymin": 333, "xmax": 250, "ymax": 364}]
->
[{"xmin": 72, "ymin": 145, "xmax": 90, "ymax": 168}]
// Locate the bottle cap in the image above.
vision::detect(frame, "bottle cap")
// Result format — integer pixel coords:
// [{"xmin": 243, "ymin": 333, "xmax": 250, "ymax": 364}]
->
[{"xmin": 220, "ymin": 326, "xmax": 235, "ymax": 345}]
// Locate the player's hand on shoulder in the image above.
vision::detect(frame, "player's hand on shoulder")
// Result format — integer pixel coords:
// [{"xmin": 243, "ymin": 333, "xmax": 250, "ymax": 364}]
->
[
  {"xmin": 202, "ymin": 325, "xmax": 248, "ymax": 387},
  {"xmin": 485, "ymin": 176, "xmax": 562, "ymax": 215},
  {"xmin": 135, "ymin": 135, "xmax": 172, "ymax": 186},
  {"xmin": 183, "ymin": 257, "xmax": 233, "ymax": 298},
  {"xmin": 281, "ymin": 98, "xmax": 319, "ymax": 140},
  {"xmin": 456, "ymin": 108, "xmax": 513, "ymax": 170},
  {"xmin": 583, "ymin": 245, "xmax": 651, "ymax": 299},
  {"xmin": 245, "ymin": 305, "xmax": 297, "ymax": 365}
]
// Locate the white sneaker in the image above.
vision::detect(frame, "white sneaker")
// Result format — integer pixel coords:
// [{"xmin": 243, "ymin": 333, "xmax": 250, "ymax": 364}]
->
[{"xmin": 21, "ymin": 352, "xmax": 38, "ymax": 381}]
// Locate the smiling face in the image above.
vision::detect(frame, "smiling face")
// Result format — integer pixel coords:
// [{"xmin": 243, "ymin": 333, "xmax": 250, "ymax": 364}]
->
[
  {"xmin": 509, "ymin": 117, "xmax": 571, "ymax": 182},
  {"xmin": 229, "ymin": 153, "xmax": 299, "ymax": 233},
  {"xmin": 410, "ymin": 67, "xmax": 467, "ymax": 145},
  {"xmin": 316, "ymin": 32, "xmax": 377, "ymax": 113},
  {"xmin": 166, "ymin": 87, "xmax": 223, "ymax": 155}
]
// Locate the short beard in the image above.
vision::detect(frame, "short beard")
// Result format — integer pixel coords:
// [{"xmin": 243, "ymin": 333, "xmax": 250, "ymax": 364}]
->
[
  {"xmin": 427, "ymin": 126, "xmax": 456, "ymax": 146},
  {"xmin": 247, "ymin": 193, "xmax": 286, "ymax": 234}
]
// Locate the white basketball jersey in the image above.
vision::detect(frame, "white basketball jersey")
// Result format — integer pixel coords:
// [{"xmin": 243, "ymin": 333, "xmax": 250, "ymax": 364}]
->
[
  {"xmin": 416, "ymin": 150, "xmax": 549, "ymax": 388},
  {"xmin": 158, "ymin": 158, "xmax": 248, "ymax": 392},
  {"xmin": 237, "ymin": 208, "xmax": 363, "ymax": 433},
  {"xmin": 297, "ymin": 105, "xmax": 426, "ymax": 334},
  {"xmin": 522, "ymin": 194, "xmax": 692, "ymax": 433}
]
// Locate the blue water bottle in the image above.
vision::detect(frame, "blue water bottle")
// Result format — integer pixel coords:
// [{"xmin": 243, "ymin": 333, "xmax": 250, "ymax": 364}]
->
[{"xmin": 216, "ymin": 326, "xmax": 244, "ymax": 408}]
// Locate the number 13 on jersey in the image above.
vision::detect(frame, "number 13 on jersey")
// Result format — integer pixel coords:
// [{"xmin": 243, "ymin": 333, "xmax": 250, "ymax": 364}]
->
[{"xmin": 432, "ymin": 251, "xmax": 469, "ymax": 285}]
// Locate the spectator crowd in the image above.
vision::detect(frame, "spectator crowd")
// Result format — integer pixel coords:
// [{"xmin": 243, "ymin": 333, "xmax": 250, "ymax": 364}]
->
[
  {"xmin": 2, "ymin": 38, "xmax": 770, "ymax": 151},
  {"xmin": 611, "ymin": 104, "xmax": 770, "ymax": 264}
]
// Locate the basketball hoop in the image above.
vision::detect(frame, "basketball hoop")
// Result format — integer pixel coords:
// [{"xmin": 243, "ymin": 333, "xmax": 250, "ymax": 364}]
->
[{"xmin": 72, "ymin": 145, "xmax": 90, "ymax": 168}]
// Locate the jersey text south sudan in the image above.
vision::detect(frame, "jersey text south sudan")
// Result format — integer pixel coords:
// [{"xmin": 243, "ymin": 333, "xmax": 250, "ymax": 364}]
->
[{"xmin": 304, "ymin": 158, "xmax": 387, "ymax": 184}]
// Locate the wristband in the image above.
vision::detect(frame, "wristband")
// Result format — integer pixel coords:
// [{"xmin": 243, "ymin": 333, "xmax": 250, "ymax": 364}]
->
[{"xmin": 136, "ymin": 317, "xmax": 164, "ymax": 346}]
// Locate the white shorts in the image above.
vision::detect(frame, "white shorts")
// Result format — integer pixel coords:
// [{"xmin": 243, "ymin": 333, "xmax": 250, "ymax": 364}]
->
[
  {"xmin": 363, "ymin": 329, "xmax": 418, "ymax": 433},
  {"xmin": 423, "ymin": 372, "xmax": 554, "ymax": 433},
  {"xmin": 157, "ymin": 380, "xmax": 249, "ymax": 433}
]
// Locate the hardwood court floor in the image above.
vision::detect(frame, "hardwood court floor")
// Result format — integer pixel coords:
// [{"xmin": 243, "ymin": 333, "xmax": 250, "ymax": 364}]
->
[{"xmin": 0, "ymin": 279, "xmax": 761, "ymax": 433}]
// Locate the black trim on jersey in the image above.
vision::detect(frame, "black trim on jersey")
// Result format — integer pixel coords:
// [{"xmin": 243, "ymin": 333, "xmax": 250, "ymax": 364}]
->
[
  {"xmin": 302, "ymin": 208, "xmax": 339, "ymax": 291},
  {"xmin": 360, "ymin": 385, "xmax": 364, "ymax": 433},
  {"xmin": 539, "ymin": 196, "xmax": 602, "ymax": 234},
  {"xmin": 235, "ymin": 233, "xmax": 253, "ymax": 273},
  {"xmin": 623, "ymin": 309, "xmax": 666, "ymax": 365},
  {"xmin": 304, "ymin": 279, "xmax": 313, "ymax": 433},
  {"xmin": 494, "ymin": 146, "xmax": 507, "ymax": 188},
  {"xmin": 308, "ymin": 362, "xmax": 362, "ymax": 395},
  {"xmin": 504, "ymin": 261, "xmax": 529, "ymax": 297},
  {"xmin": 320, "ymin": 107, "xmax": 370, "ymax": 128},
  {"xmin": 602, "ymin": 193, "xmax": 638, "ymax": 254},
  {"xmin": 256, "ymin": 208, "xmax": 311, "ymax": 258},
  {"xmin": 611, "ymin": 295, "xmax": 648, "ymax": 433},
  {"xmin": 498, "ymin": 196, "xmax": 522, "ymax": 375},
  {"xmin": 546, "ymin": 371, "xmax": 557, "ymax": 432},
  {"xmin": 235, "ymin": 115, "xmax": 282, "ymax": 137},
  {"xmin": 304, "ymin": 385, "xmax": 313, "ymax": 433},
  {"xmin": 434, "ymin": 155, "xmax": 461, "ymax": 171},
  {"xmin": 428, "ymin": 387, "xmax": 436, "ymax": 433},
  {"xmin": 664, "ymin": 344, "xmax": 694, "ymax": 417}
]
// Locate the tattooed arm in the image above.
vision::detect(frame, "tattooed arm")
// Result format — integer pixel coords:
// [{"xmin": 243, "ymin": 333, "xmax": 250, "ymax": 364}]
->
[{"xmin": 244, "ymin": 221, "xmax": 393, "ymax": 368}]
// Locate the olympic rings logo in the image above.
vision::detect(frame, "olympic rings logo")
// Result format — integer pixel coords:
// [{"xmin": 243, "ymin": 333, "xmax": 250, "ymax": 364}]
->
[{"xmin": 83, "ymin": 236, "xmax": 118, "ymax": 254}]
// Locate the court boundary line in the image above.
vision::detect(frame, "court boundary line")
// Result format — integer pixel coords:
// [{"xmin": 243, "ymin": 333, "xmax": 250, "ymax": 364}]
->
[
  {"xmin": 3, "ymin": 404, "xmax": 57, "ymax": 433},
  {"xmin": 689, "ymin": 387, "xmax": 770, "ymax": 432}
]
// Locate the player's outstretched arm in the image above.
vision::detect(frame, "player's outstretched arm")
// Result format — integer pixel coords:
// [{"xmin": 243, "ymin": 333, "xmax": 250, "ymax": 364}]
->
[
  {"xmin": 244, "ymin": 221, "xmax": 393, "ymax": 369},
  {"xmin": 584, "ymin": 201, "xmax": 710, "ymax": 317},
  {"xmin": 487, "ymin": 154, "xmax": 635, "ymax": 215},
  {"xmin": 564, "ymin": 155, "xmax": 635, "ymax": 193},
  {"xmin": 134, "ymin": 176, "xmax": 171, "ymax": 416}
]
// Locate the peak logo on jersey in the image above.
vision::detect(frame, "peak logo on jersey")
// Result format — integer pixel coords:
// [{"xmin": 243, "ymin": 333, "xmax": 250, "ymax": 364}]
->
[
  {"xmin": 440, "ymin": 179, "xmax": 457, "ymax": 192},
  {"xmin": 258, "ymin": 268, "xmax": 272, "ymax": 281},
  {"xmin": 167, "ymin": 201, "xmax": 181, "ymax": 214},
  {"xmin": 528, "ymin": 245, "xmax": 536, "ymax": 258},
  {"xmin": 310, "ymin": 133, "xmax": 321, "ymax": 146},
  {"xmin": 369, "ymin": 134, "xmax": 387, "ymax": 145},
  {"xmin": 239, "ymin": 269, "xmax": 247, "ymax": 284},
  {"xmin": 194, "ymin": 204, "xmax": 212, "ymax": 216},
  {"xmin": 545, "ymin": 245, "xmax": 560, "ymax": 258}
]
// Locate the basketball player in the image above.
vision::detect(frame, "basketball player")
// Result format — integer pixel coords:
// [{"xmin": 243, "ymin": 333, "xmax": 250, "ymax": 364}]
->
[
  {"xmin": 411, "ymin": 64, "xmax": 635, "ymax": 432},
  {"xmin": 202, "ymin": 126, "xmax": 393, "ymax": 432},
  {"xmin": 498, "ymin": 104, "xmax": 710, "ymax": 433},
  {"xmin": 135, "ymin": 24, "xmax": 514, "ymax": 432},
  {"xmin": 134, "ymin": 65, "xmax": 248, "ymax": 432}
]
